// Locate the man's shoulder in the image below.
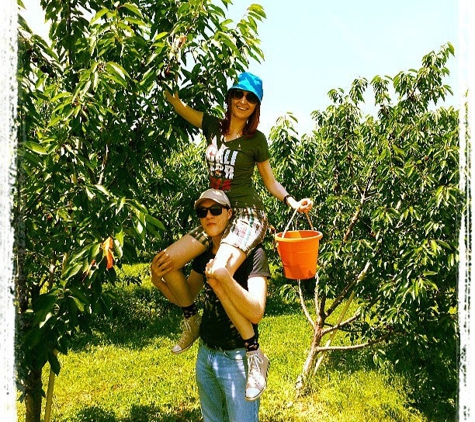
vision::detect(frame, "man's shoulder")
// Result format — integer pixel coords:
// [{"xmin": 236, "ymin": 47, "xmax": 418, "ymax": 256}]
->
[
  {"xmin": 249, "ymin": 243, "xmax": 267, "ymax": 259},
  {"xmin": 244, "ymin": 244, "xmax": 271, "ymax": 278}
]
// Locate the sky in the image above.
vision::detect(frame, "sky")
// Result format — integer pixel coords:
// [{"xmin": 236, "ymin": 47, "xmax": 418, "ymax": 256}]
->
[
  {"xmin": 21, "ymin": 0, "xmax": 460, "ymax": 136},
  {"xmin": 225, "ymin": 0, "xmax": 460, "ymax": 135}
]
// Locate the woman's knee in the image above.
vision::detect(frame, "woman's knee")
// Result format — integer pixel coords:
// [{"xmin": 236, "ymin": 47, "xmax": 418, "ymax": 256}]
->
[
  {"xmin": 214, "ymin": 244, "xmax": 246, "ymax": 274},
  {"xmin": 164, "ymin": 235, "xmax": 207, "ymax": 268}
]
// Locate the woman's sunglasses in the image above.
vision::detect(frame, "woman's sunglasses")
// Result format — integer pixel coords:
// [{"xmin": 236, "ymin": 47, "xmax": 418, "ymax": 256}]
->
[
  {"xmin": 195, "ymin": 205, "xmax": 228, "ymax": 218},
  {"xmin": 230, "ymin": 89, "xmax": 259, "ymax": 105}
]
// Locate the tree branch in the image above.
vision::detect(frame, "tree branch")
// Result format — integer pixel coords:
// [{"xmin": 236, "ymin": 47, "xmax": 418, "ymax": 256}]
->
[
  {"xmin": 46, "ymin": 253, "xmax": 58, "ymax": 291},
  {"xmin": 297, "ymin": 279, "xmax": 315, "ymax": 330},
  {"xmin": 98, "ymin": 144, "xmax": 109, "ymax": 185},
  {"xmin": 314, "ymin": 273, "xmax": 325, "ymax": 327},
  {"xmin": 321, "ymin": 313, "xmax": 360, "ymax": 336},
  {"xmin": 326, "ymin": 260, "xmax": 371, "ymax": 317},
  {"xmin": 318, "ymin": 286, "xmax": 326, "ymax": 320},
  {"xmin": 316, "ymin": 332, "xmax": 391, "ymax": 352},
  {"xmin": 343, "ymin": 176, "xmax": 374, "ymax": 242}
]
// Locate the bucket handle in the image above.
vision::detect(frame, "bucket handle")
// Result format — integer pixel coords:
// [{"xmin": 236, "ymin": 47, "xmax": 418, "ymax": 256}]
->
[{"xmin": 282, "ymin": 209, "xmax": 315, "ymax": 238}]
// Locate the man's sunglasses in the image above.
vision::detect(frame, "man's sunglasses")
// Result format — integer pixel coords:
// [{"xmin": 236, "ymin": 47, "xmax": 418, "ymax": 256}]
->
[
  {"xmin": 195, "ymin": 205, "xmax": 229, "ymax": 218},
  {"xmin": 230, "ymin": 89, "xmax": 259, "ymax": 105}
]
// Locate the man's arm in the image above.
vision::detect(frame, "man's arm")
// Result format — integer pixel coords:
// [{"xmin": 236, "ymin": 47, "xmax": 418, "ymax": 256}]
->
[{"xmin": 206, "ymin": 266, "xmax": 267, "ymax": 325}]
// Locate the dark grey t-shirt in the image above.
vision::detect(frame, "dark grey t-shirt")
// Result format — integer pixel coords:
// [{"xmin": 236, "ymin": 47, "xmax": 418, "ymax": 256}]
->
[{"xmin": 192, "ymin": 244, "xmax": 271, "ymax": 350}]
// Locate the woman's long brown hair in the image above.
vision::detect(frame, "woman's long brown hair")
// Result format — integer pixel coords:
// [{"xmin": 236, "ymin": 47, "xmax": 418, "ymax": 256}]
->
[{"xmin": 220, "ymin": 90, "xmax": 261, "ymax": 138}]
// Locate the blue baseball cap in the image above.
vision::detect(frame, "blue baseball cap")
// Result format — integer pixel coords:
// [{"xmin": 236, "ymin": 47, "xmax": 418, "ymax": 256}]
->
[{"xmin": 229, "ymin": 72, "xmax": 263, "ymax": 103}]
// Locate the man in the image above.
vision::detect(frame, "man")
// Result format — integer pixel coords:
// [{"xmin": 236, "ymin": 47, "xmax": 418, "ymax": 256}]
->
[{"xmin": 151, "ymin": 188, "xmax": 270, "ymax": 421}]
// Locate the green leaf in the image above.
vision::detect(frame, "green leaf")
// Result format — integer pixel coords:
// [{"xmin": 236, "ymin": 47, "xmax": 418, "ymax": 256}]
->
[
  {"xmin": 113, "ymin": 238, "xmax": 123, "ymax": 260},
  {"xmin": 136, "ymin": 220, "xmax": 144, "ymax": 236},
  {"xmin": 121, "ymin": 3, "xmax": 143, "ymax": 18},
  {"xmin": 144, "ymin": 223, "xmax": 162, "ymax": 239},
  {"xmin": 23, "ymin": 141, "xmax": 49, "ymax": 155},
  {"xmin": 69, "ymin": 295, "xmax": 85, "ymax": 312},
  {"xmin": 68, "ymin": 286, "xmax": 90, "ymax": 307},
  {"xmin": 85, "ymin": 186, "xmax": 95, "ymax": 200},
  {"xmin": 90, "ymin": 7, "xmax": 110, "ymax": 25},
  {"xmin": 33, "ymin": 293, "xmax": 57, "ymax": 326},
  {"xmin": 116, "ymin": 197, "xmax": 127, "ymax": 213},
  {"xmin": 62, "ymin": 263, "xmax": 83, "ymax": 281},
  {"xmin": 145, "ymin": 213, "xmax": 165, "ymax": 230},
  {"xmin": 47, "ymin": 350, "xmax": 61, "ymax": 375},
  {"xmin": 39, "ymin": 313, "xmax": 54, "ymax": 329},
  {"xmin": 95, "ymin": 184, "xmax": 112, "ymax": 197},
  {"xmin": 51, "ymin": 92, "xmax": 73, "ymax": 102},
  {"xmin": 74, "ymin": 242, "xmax": 102, "ymax": 262},
  {"xmin": 248, "ymin": 4, "xmax": 266, "ymax": 19},
  {"xmin": 115, "ymin": 230, "xmax": 125, "ymax": 245},
  {"xmin": 105, "ymin": 62, "xmax": 128, "ymax": 86},
  {"xmin": 153, "ymin": 32, "xmax": 168, "ymax": 41},
  {"xmin": 392, "ymin": 144, "xmax": 405, "ymax": 157}
]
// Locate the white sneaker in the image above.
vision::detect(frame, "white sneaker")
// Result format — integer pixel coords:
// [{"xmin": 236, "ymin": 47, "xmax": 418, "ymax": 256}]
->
[{"xmin": 245, "ymin": 348, "xmax": 270, "ymax": 401}]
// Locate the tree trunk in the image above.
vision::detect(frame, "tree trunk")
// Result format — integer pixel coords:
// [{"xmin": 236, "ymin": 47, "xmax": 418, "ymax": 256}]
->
[
  {"xmin": 15, "ymin": 172, "xmax": 44, "ymax": 422},
  {"xmin": 295, "ymin": 324, "xmax": 324, "ymax": 396},
  {"xmin": 25, "ymin": 367, "xmax": 43, "ymax": 422}
]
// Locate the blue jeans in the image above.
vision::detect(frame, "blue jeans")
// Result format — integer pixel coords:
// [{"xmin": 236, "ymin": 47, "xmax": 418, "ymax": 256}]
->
[{"xmin": 196, "ymin": 344, "xmax": 260, "ymax": 422}]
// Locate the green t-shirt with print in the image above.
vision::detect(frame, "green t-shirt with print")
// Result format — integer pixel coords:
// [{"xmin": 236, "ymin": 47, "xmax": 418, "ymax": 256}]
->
[{"xmin": 202, "ymin": 113, "xmax": 271, "ymax": 209}]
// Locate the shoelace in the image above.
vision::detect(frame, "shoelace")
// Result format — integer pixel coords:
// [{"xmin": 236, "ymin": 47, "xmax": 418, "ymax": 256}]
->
[
  {"xmin": 247, "ymin": 354, "xmax": 264, "ymax": 386},
  {"xmin": 178, "ymin": 319, "xmax": 192, "ymax": 340}
]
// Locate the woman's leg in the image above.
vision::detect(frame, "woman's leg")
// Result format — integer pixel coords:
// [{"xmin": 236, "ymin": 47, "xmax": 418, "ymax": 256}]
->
[
  {"xmin": 210, "ymin": 243, "xmax": 255, "ymax": 339},
  {"xmin": 152, "ymin": 234, "xmax": 207, "ymax": 354},
  {"xmin": 160, "ymin": 234, "xmax": 207, "ymax": 307},
  {"xmin": 210, "ymin": 205, "xmax": 267, "ymax": 342},
  {"xmin": 209, "ymin": 239, "xmax": 269, "ymax": 402}
]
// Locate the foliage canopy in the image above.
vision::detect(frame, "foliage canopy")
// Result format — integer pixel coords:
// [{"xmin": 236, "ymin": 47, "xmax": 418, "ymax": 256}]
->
[{"xmin": 16, "ymin": 1, "xmax": 264, "ymax": 420}]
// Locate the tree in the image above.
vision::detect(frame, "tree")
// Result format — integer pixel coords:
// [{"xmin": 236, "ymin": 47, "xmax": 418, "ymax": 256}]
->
[
  {"xmin": 266, "ymin": 43, "xmax": 460, "ymax": 415},
  {"xmin": 15, "ymin": 1, "xmax": 265, "ymax": 421}
]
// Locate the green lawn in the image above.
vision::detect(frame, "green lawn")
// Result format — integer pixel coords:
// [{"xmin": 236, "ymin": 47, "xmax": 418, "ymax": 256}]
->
[{"xmin": 16, "ymin": 264, "xmax": 446, "ymax": 422}]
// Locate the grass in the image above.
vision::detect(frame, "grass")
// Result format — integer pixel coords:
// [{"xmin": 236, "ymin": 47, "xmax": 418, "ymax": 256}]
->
[{"xmin": 16, "ymin": 264, "xmax": 453, "ymax": 422}]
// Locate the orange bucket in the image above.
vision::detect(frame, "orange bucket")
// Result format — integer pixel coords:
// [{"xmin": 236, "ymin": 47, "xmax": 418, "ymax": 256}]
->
[{"xmin": 275, "ymin": 230, "xmax": 323, "ymax": 279}]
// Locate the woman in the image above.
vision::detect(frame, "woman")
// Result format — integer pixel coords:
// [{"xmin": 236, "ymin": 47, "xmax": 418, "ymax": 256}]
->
[{"xmin": 152, "ymin": 72, "xmax": 312, "ymax": 396}]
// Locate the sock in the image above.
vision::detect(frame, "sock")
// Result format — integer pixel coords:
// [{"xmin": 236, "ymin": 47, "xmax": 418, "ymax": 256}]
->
[
  {"xmin": 244, "ymin": 335, "xmax": 259, "ymax": 352},
  {"xmin": 182, "ymin": 303, "xmax": 198, "ymax": 319}
]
